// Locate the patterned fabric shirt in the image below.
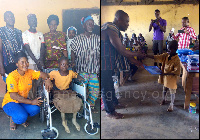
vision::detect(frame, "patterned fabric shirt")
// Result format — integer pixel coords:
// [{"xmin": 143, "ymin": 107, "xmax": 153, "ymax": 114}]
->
[
  {"xmin": 172, "ymin": 26, "xmax": 196, "ymax": 49},
  {"xmin": 70, "ymin": 34, "xmax": 100, "ymax": 74},
  {"xmin": 101, "ymin": 22, "xmax": 130, "ymax": 71},
  {"xmin": 44, "ymin": 31, "xmax": 67, "ymax": 68},
  {"xmin": 0, "ymin": 26, "xmax": 23, "ymax": 67}
]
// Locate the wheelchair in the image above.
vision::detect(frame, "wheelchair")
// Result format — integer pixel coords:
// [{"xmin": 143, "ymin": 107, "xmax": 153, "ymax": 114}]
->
[{"xmin": 38, "ymin": 68, "xmax": 99, "ymax": 139}]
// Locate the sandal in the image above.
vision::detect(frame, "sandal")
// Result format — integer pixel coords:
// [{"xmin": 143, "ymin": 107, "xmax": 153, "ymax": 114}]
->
[
  {"xmin": 10, "ymin": 117, "xmax": 16, "ymax": 130},
  {"xmin": 167, "ymin": 104, "xmax": 173, "ymax": 112},
  {"xmin": 114, "ymin": 103, "xmax": 127, "ymax": 109},
  {"xmin": 21, "ymin": 121, "xmax": 29, "ymax": 128},
  {"xmin": 160, "ymin": 100, "xmax": 166, "ymax": 105},
  {"xmin": 91, "ymin": 106, "xmax": 98, "ymax": 113},
  {"xmin": 106, "ymin": 111, "xmax": 124, "ymax": 119},
  {"xmin": 0, "ymin": 107, "xmax": 3, "ymax": 112}
]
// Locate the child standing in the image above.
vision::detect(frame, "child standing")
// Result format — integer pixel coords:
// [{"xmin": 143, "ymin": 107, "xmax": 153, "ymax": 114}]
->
[{"xmin": 146, "ymin": 40, "xmax": 181, "ymax": 112}]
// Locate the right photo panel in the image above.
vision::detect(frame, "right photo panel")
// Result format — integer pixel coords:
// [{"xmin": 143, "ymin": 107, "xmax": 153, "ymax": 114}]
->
[{"xmin": 100, "ymin": 0, "xmax": 199, "ymax": 139}]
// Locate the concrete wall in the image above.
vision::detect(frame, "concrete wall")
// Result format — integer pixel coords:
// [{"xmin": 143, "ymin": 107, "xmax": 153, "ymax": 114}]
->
[
  {"xmin": 0, "ymin": 0, "xmax": 100, "ymax": 34},
  {"xmin": 101, "ymin": 4, "xmax": 199, "ymax": 49}
]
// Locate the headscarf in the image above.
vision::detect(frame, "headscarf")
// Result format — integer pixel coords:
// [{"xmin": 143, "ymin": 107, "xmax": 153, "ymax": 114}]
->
[
  {"xmin": 66, "ymin": 26, "xmax": 77, "ymax": 40},
  {"xmin": 81, "ymin": 15, "xmax": 93, "ymax": 25}
]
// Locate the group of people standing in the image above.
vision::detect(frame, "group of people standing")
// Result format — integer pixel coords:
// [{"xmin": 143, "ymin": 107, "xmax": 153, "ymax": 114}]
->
[{"xmin": 0, "ymin": 11, "xmax": 100, "ymax": 130}]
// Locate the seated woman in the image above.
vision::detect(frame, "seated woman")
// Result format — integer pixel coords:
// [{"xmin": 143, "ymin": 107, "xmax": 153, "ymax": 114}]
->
[
  {"xmin": 48, "ymin": 56, "xmax": 84, "ymax": 133},
  {"xmin": 2, "ymin": 51, "xmax": 53, "ymax": 130},
  {"xmin": 44, "ymin": 14, "xmax": 68, "ymax": 69}
]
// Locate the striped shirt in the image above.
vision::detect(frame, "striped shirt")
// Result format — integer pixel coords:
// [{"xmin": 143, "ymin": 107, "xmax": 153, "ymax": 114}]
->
[
  {"xmin": 172, "ymin": 26, "xmax": 196, "ymax": 49},
  {"xmin": 70, "ymin": 34, "xmax": 100, "ymax": 74},
  {"xmin": 101, "ymin": 22, "xmax": 130, "ymax": 71}
]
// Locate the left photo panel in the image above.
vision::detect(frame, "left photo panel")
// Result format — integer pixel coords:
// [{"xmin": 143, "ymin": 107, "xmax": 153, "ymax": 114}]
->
[{"xmin": 0, "ymin": 0, "xmax": 100, "ymax": 139}]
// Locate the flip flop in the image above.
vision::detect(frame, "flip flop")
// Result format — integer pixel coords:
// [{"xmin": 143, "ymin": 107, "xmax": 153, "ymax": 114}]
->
[
  {"xmin": 10, "ymin": 117, "xmax": 17, "ymax": 130},
  {"xmin": 21, "ymin": 121, "xmax": 29, "ymax": 128}
]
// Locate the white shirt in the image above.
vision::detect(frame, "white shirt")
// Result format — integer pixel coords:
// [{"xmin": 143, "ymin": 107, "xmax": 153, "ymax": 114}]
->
[
  {"xmin": 66, "ymin": 39, "xmax": 73, "ymax": 60},
  {"xmin": 22, "ymin": 30, "xmax": 45, "ymax": 64}
]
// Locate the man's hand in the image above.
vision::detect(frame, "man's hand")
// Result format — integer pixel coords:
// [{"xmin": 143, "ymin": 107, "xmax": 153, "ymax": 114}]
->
[
  {"xmin": 137, "ymin": 51, "xmax": 146, "ymax": 59},
  {"xmin": 0, "ymin": 67, "xmax": 5, "ymax": 77},
  {"xmin": 150, "ymin": 19, "xmax": 154, "ymax": 24},
  {"xmin": 138, "ymin": 62, "xmax": 145, "ymax": 69},
  {"xmin": 38, "ymin": 59, "xmax": 45, "ymax": 70},
  {"xmin": 156, "ymin": 20, "xmax": 160, "ymax": 26}
]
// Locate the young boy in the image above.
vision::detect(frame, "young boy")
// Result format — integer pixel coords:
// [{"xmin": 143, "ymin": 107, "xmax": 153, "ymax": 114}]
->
[{"xmin": 146, "ymin": 40, "xmax": 181, "ymax": 112}]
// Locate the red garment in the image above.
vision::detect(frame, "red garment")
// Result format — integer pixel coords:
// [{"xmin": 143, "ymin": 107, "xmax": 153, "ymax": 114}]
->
[{"xmin": 172, "ymin": 26, "xmax": 196, "ymax": 49}]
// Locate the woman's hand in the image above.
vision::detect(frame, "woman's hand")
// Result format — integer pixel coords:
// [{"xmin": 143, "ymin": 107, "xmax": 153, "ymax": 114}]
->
[
  {"xmin": 45, "ymin": 78, "xmax": 53, "ymax": 92},
  {"xmin": 31, "ymin": 97, "xmax": 43, "ymax": 106}
]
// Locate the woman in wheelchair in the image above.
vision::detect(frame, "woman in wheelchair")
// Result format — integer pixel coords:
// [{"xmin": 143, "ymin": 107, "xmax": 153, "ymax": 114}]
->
[
  {"xmin": 2, "ymin": 51, "xmax": 53, "ymax": 130},
  {"xmin": 48, "ymin": 56, "xmax": 85, "ymax": 133}
]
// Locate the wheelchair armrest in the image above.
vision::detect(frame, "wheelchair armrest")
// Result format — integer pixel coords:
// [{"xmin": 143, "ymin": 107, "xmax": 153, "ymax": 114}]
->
[{"xmin": 72, "ymin": 78, "xmax": 85, "ymax": 85}]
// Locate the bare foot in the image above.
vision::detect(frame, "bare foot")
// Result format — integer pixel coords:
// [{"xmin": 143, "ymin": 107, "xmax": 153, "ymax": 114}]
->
[
  {"xmin": 62, "ymin": 121, "xmax": 70, "ymax": 133},
  {"xmin": 72, "ymin": 119, "xmax": 80, "ymax": 131}
]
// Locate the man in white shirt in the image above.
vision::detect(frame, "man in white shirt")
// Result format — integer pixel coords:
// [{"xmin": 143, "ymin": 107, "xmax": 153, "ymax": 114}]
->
[{"xmin": 22, "ymin": 14, "xmax": 45, "ymax": 99}]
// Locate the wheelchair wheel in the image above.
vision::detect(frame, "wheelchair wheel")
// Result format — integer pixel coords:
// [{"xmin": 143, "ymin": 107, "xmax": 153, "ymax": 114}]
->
[
  {"xmin": 41, "ymin": 127, "xmax": 59, "ymax": 139},
  {"xmin": 40, "ymin": 103, "xmax": 45, "ymax": 123},
  {"xmin": 84, "ymin": 122, "xmax": 99, "ymax": 135},
  {"xmin": 38, "ymin": 86, "xmax": 45, "ymax": 123}
]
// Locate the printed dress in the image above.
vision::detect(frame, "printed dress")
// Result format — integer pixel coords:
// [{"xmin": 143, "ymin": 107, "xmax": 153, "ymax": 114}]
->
[{"xmin": 44, "ymin": 31, "xmax": 67, "ymax": 68}]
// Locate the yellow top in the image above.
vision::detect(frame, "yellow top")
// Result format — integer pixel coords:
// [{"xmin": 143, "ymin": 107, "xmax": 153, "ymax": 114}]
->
[
  {"xmin": 2, "ymin": 69, "xmax": 40, "ymax": 107},
  {"xmin": 154, "ymin": 53, "xmax": 181, "ymax": 90},
  {"xmin": 49, "ymin": 70, "xmax": 77, "ymax": 90},
  {"xmin": 190, "ymin": 102, "xmax": 196, "ymax": 107}
]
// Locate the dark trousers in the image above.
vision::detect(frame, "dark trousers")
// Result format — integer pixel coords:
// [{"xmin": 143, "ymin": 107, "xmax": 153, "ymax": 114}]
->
[
  {"xmin": 130, "ymin": 64, "xmax": 138, "ymax": 76},
  {"xmin": 101, "ymin": 70, "xmax": 118, "ymax": 114},
  {"xmin": 152, "ymin": 40, "xmax": 163, "ymax": 67}
]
